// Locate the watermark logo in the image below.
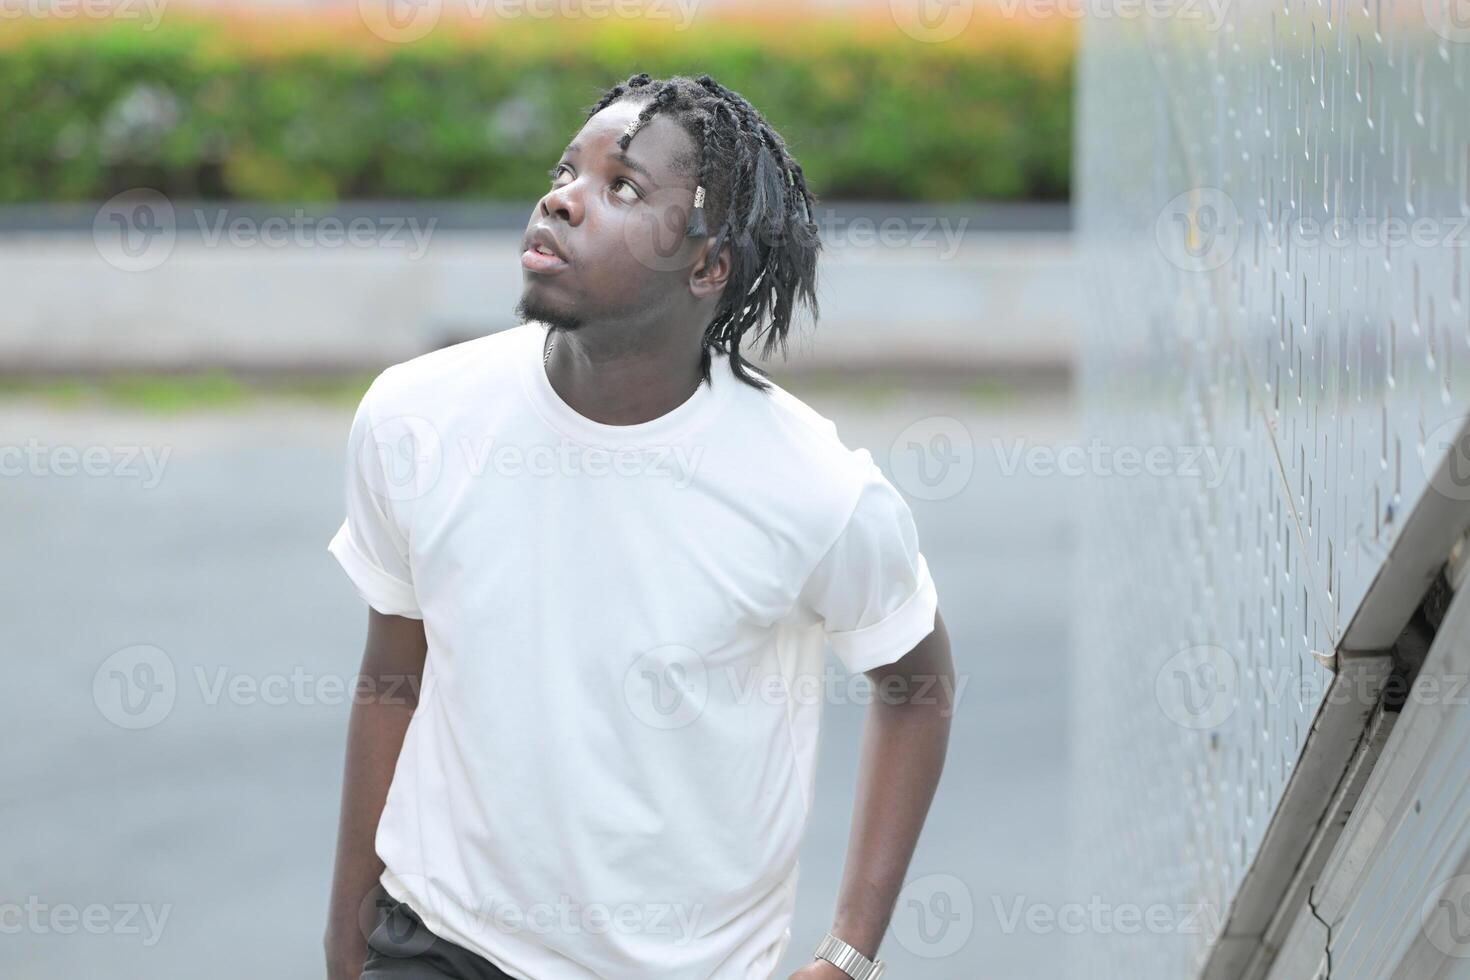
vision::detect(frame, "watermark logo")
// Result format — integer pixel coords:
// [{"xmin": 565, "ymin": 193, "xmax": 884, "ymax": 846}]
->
[
  {"xmin": 892, "ymin": 873, "xmax": 974, "ymax": 958},
  {"xmin": 623, "ymin": 644, "xmax": 708, "ymax": 730},
  {"xmin": 890, "ymin": 416, "xmax": 974, "ymax": 501},
  {"xmin": 1423, "ymin": 0, "xmax": 1470, "ymax": 44},
  {"xmin": 359, "ymin": 875, "xmax": 446, "ymax": 955},
  {"xmin": 94, "ymin": 189, "xmax": 176, "ymax": 272},
  {"xmin": 1425, "ymin": 416, "xmax": 1470, "ymax": 503},
  {"xmin": 359, "ymin": 0, "xmax": 441, "ymax": 42},
  {"xmin": 1423, "ymin": 875, "xmax": 1470, "ymax": 957},
  {"xmin": 93, "ymin": 644, "xmax": 177, "ymax": 730},
  {"xmin": 622, "ymin": 186, "xmax": 701, "ymax": 274},
  {"xmin": 1156, "ymin": 187, "xmax": 1240, "ymax": 272},
  {"xmin": 359, "ymin": 415, "xmax": 445, "ymax": 503},
  {"xmin": 1155, "ymin": 644, "xmax": 1238, "ymax": 730},
  {"xmin": 889, "ymin": 0, "xmax": 975, "ymax": 43}
]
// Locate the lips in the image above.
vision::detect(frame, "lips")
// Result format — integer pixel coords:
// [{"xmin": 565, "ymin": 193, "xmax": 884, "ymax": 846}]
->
[{"xmin": 522, "ymin": 225, "xmax": 569, "ymax": 274}]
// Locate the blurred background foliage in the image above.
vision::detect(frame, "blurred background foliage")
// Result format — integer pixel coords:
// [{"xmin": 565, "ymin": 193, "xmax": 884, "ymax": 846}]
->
[{"xmin": 0, "ymin": 10, "xmax": 1074, "ymax": 203}]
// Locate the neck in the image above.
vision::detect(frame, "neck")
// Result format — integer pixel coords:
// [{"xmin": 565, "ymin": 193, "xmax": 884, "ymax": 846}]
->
[{"xmin": 544, "ymin": 326, "xmax": 707, "ymax": 426}]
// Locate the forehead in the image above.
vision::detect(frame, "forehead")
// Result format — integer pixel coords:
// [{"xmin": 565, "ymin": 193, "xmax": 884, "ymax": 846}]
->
[{"xmin": 565, "ymin": 99, "xmax": 697, "ymax": 184}]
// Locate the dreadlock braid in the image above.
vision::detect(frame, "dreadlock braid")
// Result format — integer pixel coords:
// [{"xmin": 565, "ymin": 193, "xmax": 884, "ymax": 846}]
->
[
  {"xmin": 585, "ymin": 72, "xmax": 651, "ymax": 117},
  {"xmin": 581, "ymin": 72, "xmax": 821, "ymax": 391},
  {"xmin": 686, "ymin": 110, "xmax": 713, "ymax": 239}
]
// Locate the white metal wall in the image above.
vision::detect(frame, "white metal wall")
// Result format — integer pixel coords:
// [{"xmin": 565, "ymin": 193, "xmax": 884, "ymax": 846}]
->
[{"xmin": 1073, "ymin": 1, "xmax": 1470, "ymax": 976}]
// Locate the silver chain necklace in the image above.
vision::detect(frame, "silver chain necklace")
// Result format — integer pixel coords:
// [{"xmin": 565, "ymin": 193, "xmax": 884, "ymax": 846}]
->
[{"xmin": 543, "ymin": 332, "xmax": 555, "ymax": 366}]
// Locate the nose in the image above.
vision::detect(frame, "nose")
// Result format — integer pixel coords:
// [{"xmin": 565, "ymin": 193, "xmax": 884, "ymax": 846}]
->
[{"xmin": 540, "ymin": 178, "xmax": 582, "ymax": 225}]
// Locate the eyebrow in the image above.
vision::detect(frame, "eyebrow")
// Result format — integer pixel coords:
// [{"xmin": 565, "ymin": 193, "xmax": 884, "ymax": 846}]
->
[{"xmin": 562, "ymin": 141, "xmax": 655, "ymax": 182}]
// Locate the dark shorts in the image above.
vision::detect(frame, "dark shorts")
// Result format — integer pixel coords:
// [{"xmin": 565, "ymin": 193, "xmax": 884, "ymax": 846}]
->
[{"xmin": 362, "ymin": 890, "xmax": 518, "ymax": 980}]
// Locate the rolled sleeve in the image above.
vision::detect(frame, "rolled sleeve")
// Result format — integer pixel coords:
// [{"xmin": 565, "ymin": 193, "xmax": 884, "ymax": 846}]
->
[
  {"xmin": 799, "ymin": 459, "xmax": 939, "ymax": 673},
  {"xmin": 326, "ymin": 381, "xmax": 423, "ymax": 620},
  {"xmin": 327, "ymin": 518, "xmax": 421, "ymax": 619}
]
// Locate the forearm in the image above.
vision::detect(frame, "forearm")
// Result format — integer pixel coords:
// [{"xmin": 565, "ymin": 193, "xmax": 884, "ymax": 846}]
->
[
  {"xmin": 324, "ymin": 694, "xmax": 416, "ymax": 971},
  {"xmin": 830, "ymin": 614, "xmax": 955, "ymax": 961},
  {"xmin": 324, "ymin": 611, "xmax": 427, "ymax": 979}
]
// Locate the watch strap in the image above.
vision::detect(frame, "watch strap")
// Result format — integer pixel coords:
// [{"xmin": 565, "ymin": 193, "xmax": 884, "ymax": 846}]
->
[{"xmin": 814, "ymin": 933, "xmax": 885, "ymax": 980}]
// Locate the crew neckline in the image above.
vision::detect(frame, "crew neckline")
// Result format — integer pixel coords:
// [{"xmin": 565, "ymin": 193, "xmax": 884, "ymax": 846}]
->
[{"xmin": 518, "ymin": 323, "xmax": 734, "ymax": 447}]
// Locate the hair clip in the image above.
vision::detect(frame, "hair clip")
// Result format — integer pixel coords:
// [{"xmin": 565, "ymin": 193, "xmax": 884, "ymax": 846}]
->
[
  {"xmin": 623, "ymin": 119, "xmax": 643, "ymax": 140},
  {"xmin": 686, "ymin": 183, "xmax": 708, "ymax": 237}
]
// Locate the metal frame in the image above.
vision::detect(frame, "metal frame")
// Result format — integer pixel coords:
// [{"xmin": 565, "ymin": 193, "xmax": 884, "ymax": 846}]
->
[{"xmin": 1265, "ymin": 539, "xmax": 1470, "ymax": 977}]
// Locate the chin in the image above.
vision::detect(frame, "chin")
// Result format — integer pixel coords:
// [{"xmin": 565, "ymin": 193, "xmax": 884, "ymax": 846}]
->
[{"xmin": 514, "ymin": 293, "xmax": 583, "ymax": 333}]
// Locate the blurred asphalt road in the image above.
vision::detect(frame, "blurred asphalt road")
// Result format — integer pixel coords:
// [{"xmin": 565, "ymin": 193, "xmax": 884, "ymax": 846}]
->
[{"xmin": 0, "ymin": 382, "xmax": 1076, "ymax": 979}]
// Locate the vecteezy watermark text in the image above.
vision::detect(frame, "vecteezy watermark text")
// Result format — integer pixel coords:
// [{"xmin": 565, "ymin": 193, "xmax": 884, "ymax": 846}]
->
[
  {"xmin": 992, "ymin": 894, "xmax": 1225, "ymax": 939},
  {"xmin": 0, "ymin": 897, "xmax": 171, "ymax": 946},
  {"xmin": 356, "ymin": 0, "xmax": 704, "ymax": 44},
  {"xmin": 0, "ymin": 440, "xmax": 171, "ymax": 488},
  {"xmin": 0, "ymin": 0, "xmax": 168, "ymax": 29},
  {"xmin": 1155, "ymin": 643, "xmax": 1470, "ymax": 731},
  {"xmin": 1156, "ymin": 187, "xmax": 1470, "ymax": 273},
  {"xmin": 92, "ymin": 644, "xmax": 436, "ymax": 730},
  {"xmin": 995, "ymin": 0, "xmax": 1231, "ymax": 31},
  {"xmin": 993, "ymin": 437, "xmax": 1238, "ymax": 488},
  {"xmin": 623, "ymin": 650, "xmax": 967, "ymax": 732},
  {"xmin": 94, "ymin": 191, "xmax": 438, "ymax": 271},
  {"xmin": 359, "ymin": 419, "xmax": 708, "ymax": 502}
]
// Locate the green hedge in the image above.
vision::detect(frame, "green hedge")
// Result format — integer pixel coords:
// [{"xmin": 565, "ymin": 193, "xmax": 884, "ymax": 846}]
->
[{"xmin": 0, "ymin": 18, "xmax": 1073, "ymax": 203}]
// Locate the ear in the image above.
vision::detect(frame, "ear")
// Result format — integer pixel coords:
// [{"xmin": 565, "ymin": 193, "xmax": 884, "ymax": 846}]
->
[{"xmin": 689, "ymin": 237, "xmax": 731, "ymax": 301}]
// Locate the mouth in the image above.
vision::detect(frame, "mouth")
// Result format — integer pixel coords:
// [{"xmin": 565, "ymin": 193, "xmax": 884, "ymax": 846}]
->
[
  {"xmin": 522, "ymin": 227, "xmax": 570, "ymax": 275},
  {"xmin": 521, "ymin": 244, "xmax": 569, "ymax": 275}
]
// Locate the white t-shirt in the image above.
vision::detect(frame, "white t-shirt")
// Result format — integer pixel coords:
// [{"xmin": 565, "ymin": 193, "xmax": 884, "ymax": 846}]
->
[{"xmin": 327, "ymin": 322, "xmax": 938, "ymax": 980}]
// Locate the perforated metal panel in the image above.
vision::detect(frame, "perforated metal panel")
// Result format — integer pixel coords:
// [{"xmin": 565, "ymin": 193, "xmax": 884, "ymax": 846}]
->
[{"xmin": 1073, "ymin": 2, "xmax": 1470, "ymax": 976}]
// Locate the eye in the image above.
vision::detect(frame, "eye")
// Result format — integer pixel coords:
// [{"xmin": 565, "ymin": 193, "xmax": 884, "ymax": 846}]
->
[
  {"xmin": 547, "ymin": 165, "xmax": 570, "ymax": 185},
  {"xmin": 611, "ymin": 177, "xmax": 641, "ymax": 203}
]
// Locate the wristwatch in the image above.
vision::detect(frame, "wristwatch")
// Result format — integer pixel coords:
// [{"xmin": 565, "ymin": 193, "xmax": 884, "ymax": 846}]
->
[{"xmin": 814, "ymin": 932, "xmax": 886, "ymax": 980}]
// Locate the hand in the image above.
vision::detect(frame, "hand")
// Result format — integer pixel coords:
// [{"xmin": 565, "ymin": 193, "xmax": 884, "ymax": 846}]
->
[{"xmin": 788, "ymin": 961, "xmax": 854, "ymax": 980}]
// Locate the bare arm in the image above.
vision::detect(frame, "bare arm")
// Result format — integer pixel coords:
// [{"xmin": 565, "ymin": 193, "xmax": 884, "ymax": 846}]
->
[
  {"xmin": 792, "ymin": 609, "xmax": 956, "ymax": 979},
  {"xmin": 324, "ymin": 608, "xmax": 428, "ymax": 980}
]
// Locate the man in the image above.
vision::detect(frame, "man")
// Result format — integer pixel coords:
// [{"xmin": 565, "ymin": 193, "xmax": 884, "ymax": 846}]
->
[{"xmin": 324, "ymin": 72, "xmax": 955, "ymax": 980}]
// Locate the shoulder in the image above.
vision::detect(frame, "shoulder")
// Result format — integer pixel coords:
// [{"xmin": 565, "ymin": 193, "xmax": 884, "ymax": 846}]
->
[
  {"xmin": 361, "ymin": 325, "xmax": 532, "ymax": 419},
  {"xmin": 721, "ymin": 371, "xmax": 878, "ymax": 507}
]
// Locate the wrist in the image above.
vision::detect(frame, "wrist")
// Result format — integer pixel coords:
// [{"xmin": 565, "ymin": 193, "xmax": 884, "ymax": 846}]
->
[
  {"xmin": 828, "ymin": 922, "xmax": 882, "ymax": 960},
  {"xmin": 813, "ymin": 931, "xmax": 885, "ymax": 980},
  {"xmin": 829, "ymin": 934, "xmax": 870, "ymax": 963}
]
